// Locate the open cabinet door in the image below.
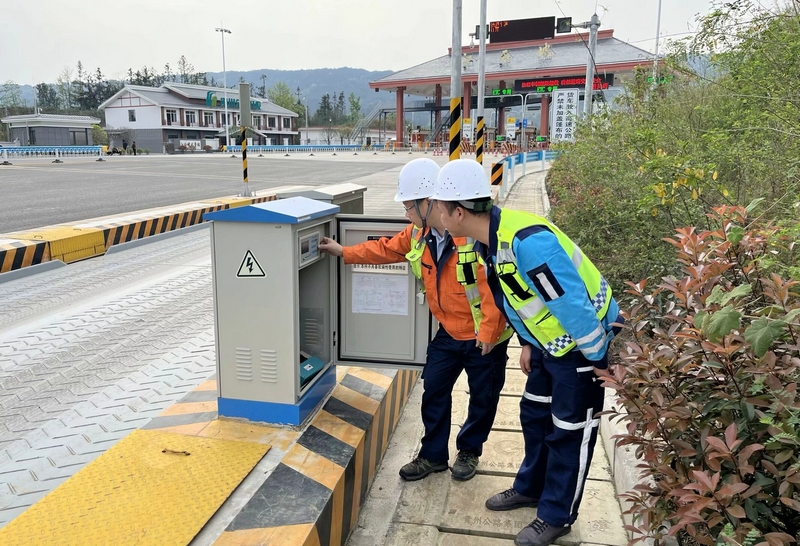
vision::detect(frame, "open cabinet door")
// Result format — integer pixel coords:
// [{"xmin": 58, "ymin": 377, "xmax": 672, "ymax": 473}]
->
[{"xmin": 333, "ymin": 215, "xmax": 435, "ymax": 371}]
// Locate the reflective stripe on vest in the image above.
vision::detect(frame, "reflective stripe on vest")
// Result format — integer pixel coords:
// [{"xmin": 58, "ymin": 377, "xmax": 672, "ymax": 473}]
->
[
  {"xmin": 494, "ymin": 210, "xmax": 611, "ymax": 357},
  {"xmin": 457, "ymin": 238, "xmax": 513, "ymax": 344},
  {"xmin": 405, "ymin": 226, "xmax": 426, "ymax": 293}
]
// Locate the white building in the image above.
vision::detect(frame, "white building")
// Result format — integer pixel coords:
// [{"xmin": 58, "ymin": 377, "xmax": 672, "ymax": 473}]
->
[
  {"xmin": 99, "ymin": 83, "xmax": 299, "ymax": 153},
  {"xmin": 299, "ymin": 126, "xmax": 384, "ymax": 146}
]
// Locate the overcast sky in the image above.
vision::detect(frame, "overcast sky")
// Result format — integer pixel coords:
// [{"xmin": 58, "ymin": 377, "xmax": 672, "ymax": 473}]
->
[{"xmin": 2, "ymin": 0, "xmax": 712, "ymax": 84}]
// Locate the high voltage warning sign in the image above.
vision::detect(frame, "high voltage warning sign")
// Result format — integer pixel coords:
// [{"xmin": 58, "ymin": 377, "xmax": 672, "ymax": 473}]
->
[{"xmin": 237, "ymin": 250, "xmax": 265, "ymax": 278}]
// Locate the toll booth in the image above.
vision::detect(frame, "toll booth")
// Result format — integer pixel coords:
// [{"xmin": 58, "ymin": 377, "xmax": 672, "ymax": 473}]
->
[
  {"xmin": 276, "ymin": 183, "xmax": 367, "ymax": 214},
  {"xmin": 204, "ymin": 197, "xmax": 432, "ymax": 426}
]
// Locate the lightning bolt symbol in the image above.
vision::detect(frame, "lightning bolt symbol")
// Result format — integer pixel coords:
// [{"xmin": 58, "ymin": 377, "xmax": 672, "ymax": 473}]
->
[{"xmin": 246, "ymin": 256, "xmax": 253, "ymax": 273}]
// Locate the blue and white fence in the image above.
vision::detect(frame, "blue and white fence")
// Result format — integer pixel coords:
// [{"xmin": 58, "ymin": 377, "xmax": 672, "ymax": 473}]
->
[
  {"xmin": 497, "ymin": 150, "xmax": 560, "ymax": 202},
  {"xmin": 226, "ymin": 144, "xmax": 363, "ymax": 154},
  {"xmin": 0, "ymin": 146, "xmax": 103, "ymax": 161}
]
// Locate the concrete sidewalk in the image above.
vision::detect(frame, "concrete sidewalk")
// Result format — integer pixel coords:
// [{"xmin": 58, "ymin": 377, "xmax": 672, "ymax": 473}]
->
[{"xmin": 346, "ymin": 169, "xmax": 629, "ymax": 546}]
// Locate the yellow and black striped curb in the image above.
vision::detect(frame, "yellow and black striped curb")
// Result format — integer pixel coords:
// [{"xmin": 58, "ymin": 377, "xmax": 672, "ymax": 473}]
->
[
  {"xmin": 0, "ymin": 187, "xmax": 307, "ymax": 275},
  {"xmin": 491, "ymin": 162, "xmax": 504, "ymax": 186},
  {"xmin": 141, "ymin": 367, "xmax": 419, "ymax": 546},
  {"xmin": 90, "ymin": 203, "xmax": 243, "ymax": 250},
  {"xmin": 0, "ymin": 239, "xmax": 50, "ymax": 274},
  {"xmin": 213, "ymin": 367, "xmax": 419, "ymax": 546},
  {"xmin": 449, "ymin": 98, "xmax": 462, "ymax": 161}
]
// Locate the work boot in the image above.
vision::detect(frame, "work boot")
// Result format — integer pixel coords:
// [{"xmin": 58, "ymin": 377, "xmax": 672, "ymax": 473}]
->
[
  {"xmin": 515, "ymin": 518, "xmax": 571, "ymax": 546},
  {"xmin": 399, "ymin": 457, "xmax": 448, "ymax": 481},
  {"xmin": 451, "ymin": 451, "xmax": 479, "ymax": 481},
  {"xmin": 485, "ymin": 488, "xmax": 539, "ymax": 511}
]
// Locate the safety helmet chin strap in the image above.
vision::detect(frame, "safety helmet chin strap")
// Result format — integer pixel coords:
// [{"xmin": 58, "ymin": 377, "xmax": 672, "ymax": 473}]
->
[{"xmin": 413, "ymin": 198, "xmax": 432, "ymax": 230}]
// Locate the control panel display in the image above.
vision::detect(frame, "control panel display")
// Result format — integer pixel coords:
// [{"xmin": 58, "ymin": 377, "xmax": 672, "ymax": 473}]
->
[{"xmin": 299, "ymin": 232, "xmax": 320, "ymax": 266}]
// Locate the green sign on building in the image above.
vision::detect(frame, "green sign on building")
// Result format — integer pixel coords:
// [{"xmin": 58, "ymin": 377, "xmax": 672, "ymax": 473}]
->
[{"xmin": 205, "ymin": 92, "xmax": 262, "ymax": 111}]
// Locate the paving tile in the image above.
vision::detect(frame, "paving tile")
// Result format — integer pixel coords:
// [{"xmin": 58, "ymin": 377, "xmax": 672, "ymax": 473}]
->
[
  {"xmin": 500, "ymin": 371, "xmax": 527, "ymax": 397},
  {"xmin": 449, "ymin": 428, "xmax": 523, "ymax": 477},
  {"xmin": 393, "ymin": 469, "xmax": 450, "ymax": 526},
  {"xmin": 385, "ymin": 522, "xmax": 439, "ymax": 546},
  {"xmin": 493, "ymin": 395, "xmax": 522, "ymax": 431},
  {"xmin": 574, "ymin": 481, "xmax": 628, "ymax": 546},
  {"xmin": 439, "ymin": 474, "xmax": 546, "ymax": 543},
  {"xmin": 439, "ymin": 533, "xmax": 515, "ymax": 545}
]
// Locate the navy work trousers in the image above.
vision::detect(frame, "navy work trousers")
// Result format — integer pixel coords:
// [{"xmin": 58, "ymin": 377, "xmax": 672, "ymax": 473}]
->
[
  {"xmin": 418, "ymin": 327, "xmax": 509, "ymax": 463},
  {"xmin": 513, "ymin": 346, "xmax": 605, "ymax": 527}
]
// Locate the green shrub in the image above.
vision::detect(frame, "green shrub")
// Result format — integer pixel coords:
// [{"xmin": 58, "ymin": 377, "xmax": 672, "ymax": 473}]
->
[{"xmin": 606, "ymin": 204, "xmax": 800, "ymax": 546}]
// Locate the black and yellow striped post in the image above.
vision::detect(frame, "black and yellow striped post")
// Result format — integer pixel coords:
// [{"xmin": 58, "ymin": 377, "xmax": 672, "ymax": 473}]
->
[
  {"xmin": 475, "ymin": 116, "xmax": 485, "ymax": 165},
  {"xmin": 448, "ymin": 97, "xmax": 461, "ymax": 161},
  {"xmin": 241, "ymin": 127, "xmax": 251, "ymax": 197},
  {"xmin": 490, "ymin": 161, "xmax": 503, "ymax": 186}
]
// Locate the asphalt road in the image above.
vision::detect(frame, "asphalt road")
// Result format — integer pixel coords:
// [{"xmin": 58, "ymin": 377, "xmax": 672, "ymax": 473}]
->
[{"xmin": 0, "ymin": 154, "xmax": 401, "ymax": 233}]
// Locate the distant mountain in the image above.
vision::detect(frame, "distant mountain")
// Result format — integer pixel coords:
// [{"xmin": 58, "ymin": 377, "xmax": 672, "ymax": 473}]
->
[
  {"xmin": 206, "ymin": 67, "xmax": 396, "ymax": 115},
  {"xmin": 18, "ymin": 67, "xmax": 398, "ymax": 116}
]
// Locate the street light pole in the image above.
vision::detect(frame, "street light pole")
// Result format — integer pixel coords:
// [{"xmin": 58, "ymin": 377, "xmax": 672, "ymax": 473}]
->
[
  {"xmin": 449, "ymin": 0, "xmax": 462, "ymax": 160},
  {"xmin": 476, "ymin": 0, "xmax": 487, "ymax": 164},
  {"xmin": 653, "ymin": 0, "xmax": 663, "ymax": 81},
  {"xmin": 305, "ymin": 103, "xmax": 309, "ymax": 145},
  {"xmin": 582, "ymin": 14, "xmax": 600, "ymax": 117},
  {"xmin": 215, "ymin": 26, "xmax": 231, "ymax": 147}
]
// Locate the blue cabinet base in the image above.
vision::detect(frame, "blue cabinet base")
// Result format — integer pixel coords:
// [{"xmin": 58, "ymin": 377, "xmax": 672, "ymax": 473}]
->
[{"xmin": 218, "ymin": 365, "xmax": 336, "ymax": 426}]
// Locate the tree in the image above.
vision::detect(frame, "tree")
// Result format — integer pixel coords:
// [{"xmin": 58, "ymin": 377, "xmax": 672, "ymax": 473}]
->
[
  {"xmin": 112, "ymin": 127, "xmax": 137, "ymax": 149},
  {"xmin": 336, "ymin": 124, "xmax": 354, "ymax": 145},
  {"xmin": 0, "ymin": 81, "xmax": 24, "ymax": 108},
  {"xmin": 94, "ymin": 67, "xmax": 120, "ymax": 107},
  {"xmin": 256, "ymin": 74, "xmax": 267, "ymax": 99},
  {"xmin": 34, "ymin": 83, "xmax": 59, "ymax": 109},
  {"xmin": 56, "ymin": 67, "xmax": 73, "ymax": 109},
  {"xmin": 127, "ymin": 66, "xmax": 158, "ymax": 86},
  {"xmin": 348, "ymin": 93, "xmax": 362, "ymax": 122},
  {"xmin": 313, "ymin": 93, "xmax": 333, "ymax": 125},
  {"xmin": 334, "ymin": 91, "xmax": 346, "ymax": 124},
  {"xmin": 267, "ymin": 81, "xmax": 304, "ymax": 117},
  {"xmin": 177, "ymin": 55, "xmax": 194, "ymax": 84},
  {"xmin": 163, "ymin": 63, "xmax": 174, "ymax": 83},
  {"xmin": 323, "ymin": 124, "xmax": 337, "ymax": 145},
  {"xmin": 91, "ymin": 124, "xmax": 108, "ymax": 145}
]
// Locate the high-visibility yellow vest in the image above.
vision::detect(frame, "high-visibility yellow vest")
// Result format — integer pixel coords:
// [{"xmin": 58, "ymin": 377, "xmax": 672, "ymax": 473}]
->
[
  {"xmin": 493, "ymin": 210, "xmax": 612, "ymax": 357},
  {"xmin": 456, "ymin": 238, "xmax": 513, "ymax": 344},
  {"xmin": 406, "ymin": 227, "xmax": 511, "ymax": 344}
]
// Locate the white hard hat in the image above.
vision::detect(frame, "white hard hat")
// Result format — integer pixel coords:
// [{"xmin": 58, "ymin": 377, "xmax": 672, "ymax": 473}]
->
[
  {"xmin": 394, "ymin": 158, "xmax": 440, "ymax": 202},
  {"xmin": 434, "ymin": 159, "xmax": 492, "ymax": 201}
]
